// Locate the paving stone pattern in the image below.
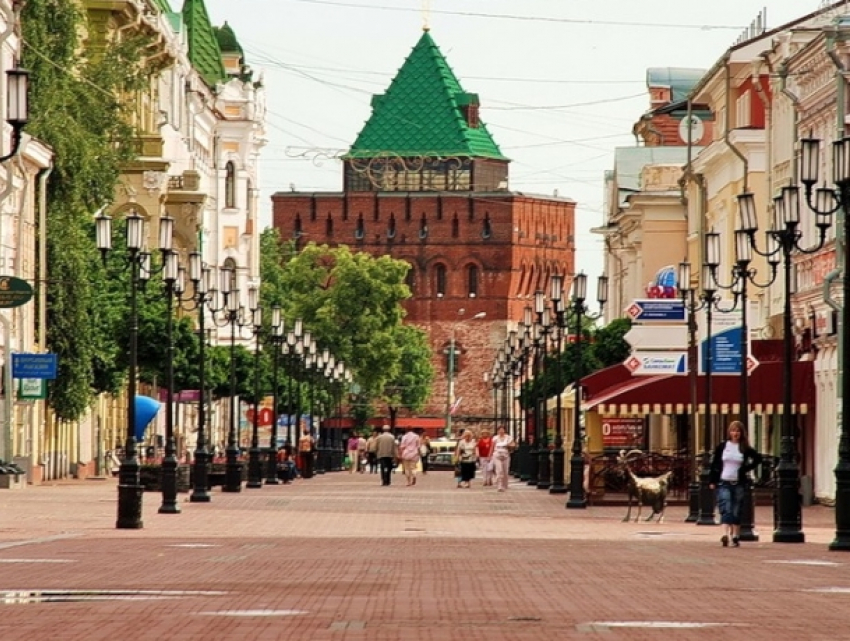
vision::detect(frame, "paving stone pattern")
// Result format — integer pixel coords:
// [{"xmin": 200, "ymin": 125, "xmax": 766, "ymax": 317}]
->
[{"xmin": 0, "ymin": 472, "xmax": 848, "ymax": 640}]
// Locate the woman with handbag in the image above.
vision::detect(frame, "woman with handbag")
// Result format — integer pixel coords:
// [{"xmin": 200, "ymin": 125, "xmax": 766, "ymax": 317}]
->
[
  {"xmin": 455, "ymin": 430, "xmax": 478, "ymax": 489},
  {"xmin": 491, "ymin": 426, "xmax": 515, "ymax": 492}
]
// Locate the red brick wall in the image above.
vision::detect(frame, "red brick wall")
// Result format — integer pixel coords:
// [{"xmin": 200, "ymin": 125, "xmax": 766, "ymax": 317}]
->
[{"xmin": 272, "ymin": 191, "xmax": 575, "ymax": 430}]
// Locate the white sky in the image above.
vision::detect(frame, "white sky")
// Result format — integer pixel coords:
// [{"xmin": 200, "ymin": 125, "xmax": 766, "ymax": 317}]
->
[{"xmin": 205, "ymin": 0, "xmax": 836, "ymax": 284}]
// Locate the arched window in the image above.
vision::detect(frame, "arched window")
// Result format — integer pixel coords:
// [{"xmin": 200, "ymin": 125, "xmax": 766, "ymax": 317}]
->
[
  {"xmin": 225, "ymin": 161, "xmax": 236, "ymax": 209},
  {"xmin": 325, "ymin": 213, "xmax": 333, "ymax": 237},
  {"xmin": 451, "ymin": 214, "xmax": 459, "ymax": 238},
  {"xmin": 387, "ymin": 214, "xmax": 397, "ymax": 239},
  {"xmin": 467, "ymin": 265, "xmax": 479, "ymax": 298},
  {"xmin": 355, "ymin": 214, "xmax": 365, "ymax": 240},
  {"xmin": 435, "ymin": 264, "xmax": 447, "ymax": 297}
]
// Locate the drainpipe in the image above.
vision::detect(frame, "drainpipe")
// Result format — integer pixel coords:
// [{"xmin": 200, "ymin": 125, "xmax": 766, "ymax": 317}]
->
[
  {"xmin": 35, "ymin": 162, "xmax": 51, "ymax": 474},
  {"xmin": 724, "ymin": 64, "xmax": 749, "ymax": 193}
]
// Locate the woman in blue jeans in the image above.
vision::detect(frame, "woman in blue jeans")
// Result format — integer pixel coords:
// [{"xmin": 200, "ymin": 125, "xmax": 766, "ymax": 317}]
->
[{"xmin": 709, "ymin": 421, "xmax": 763, "ymax": 547}]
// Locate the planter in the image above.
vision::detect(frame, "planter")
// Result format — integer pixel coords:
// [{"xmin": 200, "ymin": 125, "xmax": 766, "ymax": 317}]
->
[{"xmin": 138, "ymin": 464, "xmax": 191, "ymax": 493}]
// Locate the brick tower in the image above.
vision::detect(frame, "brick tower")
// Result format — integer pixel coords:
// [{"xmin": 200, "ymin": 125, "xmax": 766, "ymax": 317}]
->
[{"xmin": 272, "ymin": 30, "xmax": 576, "ymax": 435}]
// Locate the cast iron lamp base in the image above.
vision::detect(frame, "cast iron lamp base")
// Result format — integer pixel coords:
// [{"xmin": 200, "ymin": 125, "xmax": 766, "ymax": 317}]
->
[
  {"xmin": 565, "ymin": 453, "xmax": 587, "ymax": 509},
  {"xmin": 246, "ymin": 446, "xmax": 263, "ymax": 488},
  {"xmin": 550, "ymin": 447, "xmax": 567, "ymax": 494}
]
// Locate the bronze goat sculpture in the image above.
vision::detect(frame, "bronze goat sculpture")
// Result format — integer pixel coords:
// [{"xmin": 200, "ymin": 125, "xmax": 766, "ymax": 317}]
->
[{"xmin": 618, "ymin": 450, "xmax": 672, "ymax": 523}]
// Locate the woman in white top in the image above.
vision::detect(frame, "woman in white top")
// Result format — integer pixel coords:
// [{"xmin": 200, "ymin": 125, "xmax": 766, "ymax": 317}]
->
[
  {"xmin": 455, "ymin": 430, "xmax": 478, "ymax": 488},
  {"xmin": 491, "ymin": 426, "xmax": 515, "ymax": 492},
  {"xmin": 708, "ymin": 421, "xmax": 763, "ymax": 548}
]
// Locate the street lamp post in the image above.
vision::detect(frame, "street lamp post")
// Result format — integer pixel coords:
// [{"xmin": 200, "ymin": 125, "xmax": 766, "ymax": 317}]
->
[
  {"xmin": 158, "ymin": 241, "xmax": 181, "ymax": 514},
  {"xmin": 265, "ymin": 307, "xmax": 283, "ymax": 485},
  {"xmin": 567, "ymin": 272, "xmax": 607, "ymax": 509},
  {"xmin": 219, "ymin": 267, "xmax": 246, "ymax": 493},
  {"xmin": 188, "ymin": 259, "xmax": 213, "ymax": 503},
  {"xmin": 246, "ymin": 288, "xmax": 264, "ymax": 489},
  {"xmin": 794, "ymin": 136, "xmax": 850, "ymax": 551},
  {"xmin": 738, "ymin": 172, "xmax": 833, "ymax": 543},
  {"xmin": 550, "ymin": 275, "xmax": 567, "ymax": 494},
  {"xmin": 679, "ymin": 257, "xmax": 722, "ymax": 526},
  {"xmin": 534, "ymin": 291, "xmax": 553, "ymax": 490},
  {"xmin": 707, "ymin": 230, "xmax": 777, "ymax": 540},
  {"xmin": 96, "ymin": 209, "xmax": 172, "ymax": 529}
]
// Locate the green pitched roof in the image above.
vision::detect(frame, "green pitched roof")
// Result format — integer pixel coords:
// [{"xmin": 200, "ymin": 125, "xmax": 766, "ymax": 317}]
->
[
  {"xmin": 152, "ymin": 0, "xmax": 173, "ymax": 13},
  {"xmin": 346, "ymin": 31, "xmax": 507, "ymax": 161},
  {"xmin": 214, "ymin": 22, "xmax": 243, "ymax": 55},
  {"xmin": 182, "ymin": 0, "xmax": 226, "ymax": 88}
]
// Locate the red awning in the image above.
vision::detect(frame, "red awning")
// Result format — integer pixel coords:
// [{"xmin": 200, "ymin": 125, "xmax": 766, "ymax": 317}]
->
[{"xmin": 583, "ymin": 361, "xmax": 814, "ymax": 416}]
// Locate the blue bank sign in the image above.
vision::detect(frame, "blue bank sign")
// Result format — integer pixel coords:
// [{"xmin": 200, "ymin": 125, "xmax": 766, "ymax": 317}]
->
[{"xmin": 11, "ymin": 353, "xmax": 58, "ymax": 379}]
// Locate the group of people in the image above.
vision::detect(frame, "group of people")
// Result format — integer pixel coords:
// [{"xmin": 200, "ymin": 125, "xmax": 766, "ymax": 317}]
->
[
  {"xmin": 347, "ymin": 426, "xmax": 433, "ymax": 485},
  {"xmin": 454, "ymin": 426, "xmax": 515, "ymax": 491}
]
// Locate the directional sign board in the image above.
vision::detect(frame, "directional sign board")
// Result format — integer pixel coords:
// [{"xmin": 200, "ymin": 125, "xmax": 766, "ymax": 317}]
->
[
  {"xmin": 625, "ymin": 299, "xmax": 686, "ymax": 323},
  {"xmin": 624, "ymin": 351, "xmax": 688, "ymax": 376},
  {"xmin": 625, "ymin": 325, "xmax": 688, "ymax": 350}
]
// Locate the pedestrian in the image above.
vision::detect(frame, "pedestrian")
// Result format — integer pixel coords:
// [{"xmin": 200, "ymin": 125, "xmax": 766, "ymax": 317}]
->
[
  {"xmin": 347, "ymin": 433, "xmax": 360, "ymax": 474},
  {"xmin": 366, "ymin": 430, "xmax": 379, "ymax": 474},
  {"xmin": 357, "ymin": 432, "xmax": 368, "ymax": 473},
  {"xmin": 491, "ymin": 426, "xmax": 515, "ymax": 492},
  {"xmin": 419, "ymin": 432, "xmax": 431, "ymax": 474},
  {"xmin": 298, "ymin": 427, "xmax": 315, "ymax": 479},
  {"xmin": 455, "ymin": 430, "xmax": 477, "ymax": 489},
  {"xmin": 399, "ymin": 426, "xmax": 421, "ymax": 486},
  {"xmin": 709, "ymin": 420, "xmax": 763, "ymax": 548},
  {"xmin": 477, "ymin": 429, "xmax": 494, "ymax": 487},
  {"xmin": 375, "ymin": 425, "xmax": 399, "ymax": 486}
]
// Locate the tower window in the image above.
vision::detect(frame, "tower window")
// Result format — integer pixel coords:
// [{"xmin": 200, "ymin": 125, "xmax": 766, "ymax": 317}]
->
[
  {"xmin": 435, "ymin": 264, "xmax": 447, "ymax": 297},
  {"xmin": 225, "ymin": 161, "xmax": 236, "ymax": 209},
  {"xmin": 467, "ymin": 265, "xmax": 479, "ymax": 298}
]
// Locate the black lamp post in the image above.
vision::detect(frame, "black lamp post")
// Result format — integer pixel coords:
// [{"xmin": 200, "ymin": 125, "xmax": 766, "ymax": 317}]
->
[
  {"xmin": 96, "ymin": 208, "xmax": 172, "ymax": 529},
  {"xmin": 549, "ymin": 275, "xmax": 567, "ymax": 494},
  {"xmin": 219, "ymin": 266, "xmax": 246, "ymax": 493},
  {"xmin": 158, "ymin": 240, "xmax": 181, "ymax": 514},
  {"xmin": 706, "ymin": 229, "xmax": 777, "ymax": 540},
  {"xmin": 246, "ymin": 288, "xmax": 264, "ymax": 489},
  {"xmin": 265, "ymin": 306, "xmax": 283, "ymax": 485},
  {"xmin": 567, "ymin": 272, "xmax": 608, "ymax": 509},
  {"xmin": 0, "ymin": 65, "xmax": 29, "ymax": 163},
  {"xmin": 738, "ymin": 167, "xmax": 833, "ymax": 543},
  {"xmin": 536, "ymin": 294, "xmax": 553, "ymax": 491},
  {"xmin": 794, "ymin": 135, "xmax": 850, "ymax": 551},
  {"xmin": 287, "ymin": 319, "xmax": 304, "ymax": 446},
  {"xmin": 679, "ymin": 255, "xmax": 723, "ymax": 526},
  {"xmin": 188, "ymin": 259, "xmax": 213, "ymax": 503}
]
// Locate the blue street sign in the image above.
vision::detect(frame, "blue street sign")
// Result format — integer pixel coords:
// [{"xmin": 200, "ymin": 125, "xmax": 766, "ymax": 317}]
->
[
  {"xmin": 625, "ymin": 299, "xmax": 686, "ymax": 322},
  {"xmin": 11, "ymin": 353, "xmax": 58, "ymax": 379},
  {"xmin": 701, "ymin": 325, "xmax": 743, "ymax": 374}
]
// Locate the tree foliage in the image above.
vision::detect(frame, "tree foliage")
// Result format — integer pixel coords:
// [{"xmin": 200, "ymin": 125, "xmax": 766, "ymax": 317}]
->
[{"xmin": 22, "ymin": 1, "xmax": 153, "ymax": 419}]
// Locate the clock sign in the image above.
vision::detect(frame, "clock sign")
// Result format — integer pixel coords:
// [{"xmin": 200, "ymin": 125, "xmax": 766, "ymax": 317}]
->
[{"xmin": 678, "ymin": 115, "xmax": 704, "ymax": 144}]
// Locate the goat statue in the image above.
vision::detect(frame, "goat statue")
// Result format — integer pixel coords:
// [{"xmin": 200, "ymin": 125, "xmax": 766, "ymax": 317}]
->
[{"xmin": 618, "ymin": 450, "xmax": 672, "ymax": 523}]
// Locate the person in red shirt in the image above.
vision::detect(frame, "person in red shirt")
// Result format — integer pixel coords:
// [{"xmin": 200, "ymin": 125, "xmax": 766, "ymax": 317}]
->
[{"xmin": 477, "ymin": 429, "xmax": 495, "ymax": 487}]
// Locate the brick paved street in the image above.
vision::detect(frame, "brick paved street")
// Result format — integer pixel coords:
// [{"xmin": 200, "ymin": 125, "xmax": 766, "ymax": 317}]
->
[{"xmin": 0, "ymin": 471, "xmax": 848, "ymax": 640}]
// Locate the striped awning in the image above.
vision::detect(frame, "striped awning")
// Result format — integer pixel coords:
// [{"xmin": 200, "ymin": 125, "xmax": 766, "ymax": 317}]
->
[
  {"xmin": 593, "ymin": 402, "xmax": 808, "ymax": 417},
  {"xmin": 582, "ymin": 360, "xmax": 814, "ymax": 418}
]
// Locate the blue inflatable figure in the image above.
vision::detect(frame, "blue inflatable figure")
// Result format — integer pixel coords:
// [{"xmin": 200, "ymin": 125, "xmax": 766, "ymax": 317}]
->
[{"xmin": 134, "ymin": 395, "xmax": 161, "ymax": 442}]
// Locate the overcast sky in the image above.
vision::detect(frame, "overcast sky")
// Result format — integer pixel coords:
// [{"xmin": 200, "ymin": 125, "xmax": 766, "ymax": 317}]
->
[{"xmin": 205, "ymin": 0, "xmax": 836, "ymax": 286}]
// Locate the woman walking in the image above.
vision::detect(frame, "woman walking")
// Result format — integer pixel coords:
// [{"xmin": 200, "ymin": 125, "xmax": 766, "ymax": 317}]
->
[
  {"xmin": 477, "ymin": 429, "xmax": 494, "ymax": 487},
  {"xmin": 491, "ymin": 426, "xmax": 514, "ymax": 492},
  {"xmin": 455, "ymin": 430, "xmax": 478, "ymax": 488},
  {"xmin": 709, "ymin": 420, "xmax": 762, "ymax": 547}
]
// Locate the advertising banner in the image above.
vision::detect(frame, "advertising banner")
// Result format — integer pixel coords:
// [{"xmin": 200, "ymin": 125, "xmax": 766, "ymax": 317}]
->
[{"xmin": 601, "ymin": 417, "xmax": 644, "ymax": 449}]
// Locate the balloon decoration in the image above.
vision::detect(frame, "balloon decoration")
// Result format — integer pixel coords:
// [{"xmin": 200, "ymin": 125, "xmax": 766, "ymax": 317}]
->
[{"xmin": 134, "ymin": 395, "xmax": 161, "ymax": 442}]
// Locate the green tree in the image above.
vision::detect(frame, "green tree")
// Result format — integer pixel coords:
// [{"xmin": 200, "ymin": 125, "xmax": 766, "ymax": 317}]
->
[
  {"xmin": 382, "ymin": 323, "xmax": 434, "ymax": 427},
  {"xmin": 22, "ymin": 2, "xmax": 152, "ymax": 419}
]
